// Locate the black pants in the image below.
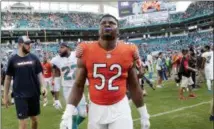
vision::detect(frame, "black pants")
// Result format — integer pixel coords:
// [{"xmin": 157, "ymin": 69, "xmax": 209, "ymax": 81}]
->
[{"xmin": 191, "ymin": 72, "xmax": 196, "ymax": 88}]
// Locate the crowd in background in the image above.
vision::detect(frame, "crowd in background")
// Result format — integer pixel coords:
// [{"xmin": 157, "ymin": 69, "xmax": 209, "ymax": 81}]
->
[
  {"xmin": 1, "ymin": 1, "xmax": 213, "ymax": 29},
  {"xmin": 1, "ymin": 12, "xmax": 102, "ymax": 29},
  {"xmin": 170, "ymin": 1, "xmax": 213, "ymax": 21},
  {"xmin": 133, "ymin": 31, "xmax": 213, "ymax": 58},
  {"xmin": 121, "ymin": 1, "xmax": 213, "ymax": 28}
]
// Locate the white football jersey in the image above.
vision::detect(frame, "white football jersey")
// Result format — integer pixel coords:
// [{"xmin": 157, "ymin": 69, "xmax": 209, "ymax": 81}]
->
[
  {"xmin": 51, "ymin": 52, "xmax": 77, "ymax": 87},
  {"xmin": 202, "ymin": 51, "xmax": 213, "ymax": 69},
  {"xmin": 147, "ymin": 54, "xmax": 153, "ymax": 64}
]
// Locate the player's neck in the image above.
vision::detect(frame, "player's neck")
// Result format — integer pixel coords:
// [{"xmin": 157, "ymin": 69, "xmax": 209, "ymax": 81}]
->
[
  {"xmin": 99, "ymin": 39, "xmax": 117, "ymax": 51},
  {"xmin": 65, "ymin": 52, "xmax": 71, "ymax": 58}
]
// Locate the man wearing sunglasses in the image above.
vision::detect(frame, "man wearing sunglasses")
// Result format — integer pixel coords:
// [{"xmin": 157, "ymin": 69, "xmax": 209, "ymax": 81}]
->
[{"xmin": 3, "ymin": 36, "xmax": 46, "ymax": 129}]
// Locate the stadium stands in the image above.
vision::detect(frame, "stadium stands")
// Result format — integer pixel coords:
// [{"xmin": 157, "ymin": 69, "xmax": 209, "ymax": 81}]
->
[
  {"xmin": 1, "ymin": 12, "xmax": 102, "ymax": 29},
  {"xmin": 1, "ymin": 1, "xmax": 213, "ymax": 29},
  {"xmin": 132, "ymin": 31, "xmax": 213, "ymax": 57},
  {"xmin": 1, "ymin": 30, "xmax": 212, "ymax": 62}
]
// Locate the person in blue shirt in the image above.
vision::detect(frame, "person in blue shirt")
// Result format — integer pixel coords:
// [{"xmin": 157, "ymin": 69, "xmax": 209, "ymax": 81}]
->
[{"xmin": 3, "ymin": 36, "xmax": 46, "ymax": 129}]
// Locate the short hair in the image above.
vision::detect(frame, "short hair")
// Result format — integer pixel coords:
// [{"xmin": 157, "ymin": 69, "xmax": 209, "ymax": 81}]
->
[
  {"xmin": 158, "ymin": 52, "xmax": 162, "ymax": 56},
  {"xmin": 99, "ymin": 14, "xmax": 118, "ymax": 24},
  {"xmin": 205, "ymin": 45, "xmax": 210, "ymax": 50},
  {"xmin": 182, "ymin": 49, "xmax": 188, "ymax": 55}
]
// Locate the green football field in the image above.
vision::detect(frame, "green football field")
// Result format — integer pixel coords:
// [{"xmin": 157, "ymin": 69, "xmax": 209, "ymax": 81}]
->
[{"xmin": 2, "ymin": 80, "xmax": 213, "ymax": 129}]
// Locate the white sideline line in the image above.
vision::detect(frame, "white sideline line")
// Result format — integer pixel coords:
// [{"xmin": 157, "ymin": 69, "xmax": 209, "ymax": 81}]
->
[{"xmin": 133, "ymin": 101, "xmax": 210, "ymax": 122}]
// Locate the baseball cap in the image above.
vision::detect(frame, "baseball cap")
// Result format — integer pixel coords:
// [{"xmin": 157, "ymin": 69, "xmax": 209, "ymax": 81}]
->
[
  {"xmin": 60, "ymin": 42, "xmax": 70, "ymax": 48},
  {"xmin": 18, "ymin": 36, "xmax": 33, "ymax": 44}
]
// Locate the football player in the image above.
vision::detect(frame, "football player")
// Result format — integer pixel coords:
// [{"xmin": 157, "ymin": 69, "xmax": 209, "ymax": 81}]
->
[
  {"xmin": 51, "ymin": 43, "xmax": 87, "ymax": 129},
  {"xmin": 202, "ymin": 45, "xmax": 213, "ymax": 92},
  {"xmin": 41, "ymin": 56, "xmax": 56, "ymax": 107},
  {"xmin": 60, "ymin": 14, "xmax": 150, "ymax": 129}
]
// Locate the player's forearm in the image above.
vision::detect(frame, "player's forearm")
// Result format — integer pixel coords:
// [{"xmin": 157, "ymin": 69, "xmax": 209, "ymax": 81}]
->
[
  {"xmin": 128, "ymin": 67, "xmax": 144, "ymax": 108},
  {"xmin": 128, "ymin": 68, "xmax": 150, "ymax": 120},
  {"xmin": 68, "ymin": 83, "xmax": 84, "ymax": 106},
  {"xmin": 3, "ymin": 76, "xmax": 11, "ymax": 97},
  {"xmin": 130, "ymin": 85, "xmax": 144, "ymax": 108}
]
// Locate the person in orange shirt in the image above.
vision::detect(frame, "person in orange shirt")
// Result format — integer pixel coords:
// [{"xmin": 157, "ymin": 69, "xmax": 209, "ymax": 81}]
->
[
  {"xmin": 172, "ymin": 52, "xmax": 182, "ymax": 87},
  {"xmin": 41, "ymin": 56, "xmax": 55, "ymax": 107},
  {"xmin": 60, "ymin": 14, "xmax": 150, "ymax": 129}
]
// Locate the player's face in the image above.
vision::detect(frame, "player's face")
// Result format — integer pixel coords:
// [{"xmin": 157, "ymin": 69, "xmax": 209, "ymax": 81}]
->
[
  {"xmin": 21, "ymin": 43, "xmax": 31, "ymax": 54},
  {"xmin": 59, "ymin": 46, "xmax": 69, "ymax": 57},
  {"xmin": 99, "ymin": 17, "xmax": 118, "ymax": 40}
]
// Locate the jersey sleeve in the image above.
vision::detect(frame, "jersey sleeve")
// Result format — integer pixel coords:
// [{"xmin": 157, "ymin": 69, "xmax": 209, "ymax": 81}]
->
[
  {"xmin": 128, "ymin": 43, "xmax": 141, "ymax": 68},
  {"xmin": 35, "ymin": 56, "xmax": 43, "ymax": 74},
  {"xmin": 132, "ymin": 44, "xmax": 140, "ymax": 61},
  {"xmin": 50, "ymin": 56, "xmax": 60, "ymax": 69},
  {"xmin": 75, "ymin": 42, "xmax": 88, "ymax": 65},
  {"xmin": 201, "ymin": 52, "xmax": 208, "ymax": 58},
  {"xmin": 6, "ymin": 57, "xmax": 14, "ymax": 77},
  {"xmin": 75, "ymin": 43, "xmax": 85, "ymax": 59}
]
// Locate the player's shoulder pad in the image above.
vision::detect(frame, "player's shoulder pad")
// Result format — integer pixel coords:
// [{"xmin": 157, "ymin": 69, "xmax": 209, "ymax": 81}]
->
[
  {"xmin": 120, "ymin": 41, "xmax": 139, "ymax": 60},
  {"xmin": 76, "ymin": 41, "xmax": 97, "ymax": 58}
]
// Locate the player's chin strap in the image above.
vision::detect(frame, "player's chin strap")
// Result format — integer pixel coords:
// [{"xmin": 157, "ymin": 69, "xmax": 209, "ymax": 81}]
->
[{"xmin": 137, "ymin": 104, "xmax": 150, "ymax": 120}]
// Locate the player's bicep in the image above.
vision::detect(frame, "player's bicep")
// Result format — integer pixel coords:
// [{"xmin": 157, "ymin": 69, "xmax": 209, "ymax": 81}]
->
[
  {"xmin": 74, "ymin": 58, "xmax": 87, "ymax": 88},
  {"xmin": 127, "ymin": 66, "xmax": 140, "ymax": 89}
]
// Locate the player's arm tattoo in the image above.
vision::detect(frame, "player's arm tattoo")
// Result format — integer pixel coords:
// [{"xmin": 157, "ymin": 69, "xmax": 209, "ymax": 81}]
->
[
  {"xmin": 127, "ymin": 66, "xmax": 144, "ymax": 108},
  {"xmin": 68, "ymin": 58, "xmax": 87, "ymax": 106},
  {"xmin": 3, "ymin": 75, "xmax": 12, "ymax": 97}
]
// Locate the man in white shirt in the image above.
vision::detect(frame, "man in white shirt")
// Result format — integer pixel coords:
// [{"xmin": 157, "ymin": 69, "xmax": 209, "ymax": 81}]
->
[
  {"xmin": 202, "ymin": 45, "xmax": 213, "ymax": 91},
  {"xmin": 147, "ymin": 53, "xmax": 154, "ymax": 82},
  {"xmin": 156, "ymin": 52, "xmax": 163, "ymax": 88}
]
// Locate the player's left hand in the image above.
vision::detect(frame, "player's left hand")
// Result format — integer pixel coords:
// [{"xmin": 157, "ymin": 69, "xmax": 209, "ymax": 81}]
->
[
  {"xmin": 140, "ymin": 119, "xmax": 150, "ymax": 129},
  {"xmin": 60, "ymin": 115, "xmax": 72, "ymax": 129},
  {"xmin": 138, "ymin": 105, "xmax": 150, "ymax": 129},
  {"xmin": 60, "ymin": 104, "xmax": 77, "ymax": 129}
]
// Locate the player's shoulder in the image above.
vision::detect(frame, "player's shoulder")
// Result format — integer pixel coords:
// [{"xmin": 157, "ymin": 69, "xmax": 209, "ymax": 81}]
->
[
  {"xmin": 29, "ymin": 53, "xmax": 40, "ymax": 61},
  {"xmin": 51, "ymin": 55, "xmax": 61, "ymax": 63},
  {"xmin": 7, "ymin": 54, "xmax": 17, "ymax": 63},
  {"xmin": 119, "ymin": 41, "xmax": 138, "ymax": 51},
  {"xmin": 202, "ymin": 52, "xmax": 208, "ymax": 57},
  {"xmin": 77, "ymin": 41, "xmax": 98, "ymax": 48},
  {"xmin": 76, "ymin": 41, "xmax": 98, "ymax": 58},
  {"xmin": 69, "ymin": 51, "xmax": 77, "ymax": 59}
]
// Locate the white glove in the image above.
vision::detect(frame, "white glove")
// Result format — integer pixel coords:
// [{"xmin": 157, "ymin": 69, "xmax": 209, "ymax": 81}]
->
[
  {"xmin": 60, "ymin": 104, "xmax": 75, "ymax": 129},
  {"xmin": 138, "ymin": 104, "xmax": 150, "ymax": 129},
  {"xmin": 54, "ymin": 100, "xmax": 63, "ymax": 110}
]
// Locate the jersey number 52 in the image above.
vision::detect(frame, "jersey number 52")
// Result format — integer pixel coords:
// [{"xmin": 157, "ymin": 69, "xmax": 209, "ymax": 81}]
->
[{"xmin": 93, "ymin": 64, "xmax": 122, "ymax": 91}]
